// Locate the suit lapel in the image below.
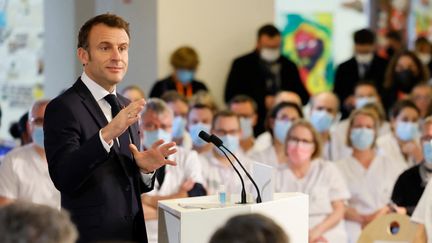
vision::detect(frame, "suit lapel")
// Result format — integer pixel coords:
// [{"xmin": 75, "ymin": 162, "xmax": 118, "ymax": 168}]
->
[{"xmin": 73, "ymin": 79, "xmax": 109, "ymax": 129}]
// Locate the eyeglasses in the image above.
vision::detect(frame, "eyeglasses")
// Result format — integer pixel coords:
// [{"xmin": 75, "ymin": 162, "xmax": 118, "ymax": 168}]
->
[{"xmin": 286, "ymin": 136, "xmax": 314, "ymax": 147}]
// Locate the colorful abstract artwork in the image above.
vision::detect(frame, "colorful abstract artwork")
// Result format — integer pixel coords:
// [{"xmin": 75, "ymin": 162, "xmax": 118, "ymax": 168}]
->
[{"xmin": 280, "ymin": 13, "xmax": 334, "ymax": 94}]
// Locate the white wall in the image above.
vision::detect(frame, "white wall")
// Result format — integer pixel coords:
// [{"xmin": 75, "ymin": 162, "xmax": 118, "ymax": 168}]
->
[{"xmin": 157, "ymin": 0, "xmax": 274, "ymax": 107}]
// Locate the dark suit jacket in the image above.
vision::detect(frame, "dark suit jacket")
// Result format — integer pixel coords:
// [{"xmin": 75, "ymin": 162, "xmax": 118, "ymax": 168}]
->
[
  {"xmin": 224, "ymin": 51, "xmax": 309, "ymax": 135},
  {"xmin": 333, "ymin": 54, "xmax": 388, "ymax": 118},
  {"xmin": 44, "ymin": 79, "xmax": 153, "ymax": 243}
]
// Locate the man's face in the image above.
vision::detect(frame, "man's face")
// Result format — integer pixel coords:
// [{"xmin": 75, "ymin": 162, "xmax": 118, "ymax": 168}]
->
[
  {"xmin": 78, "ymin": 24, "xmax": 129, "ymax": 91},
  {"xmin": 230, "ymin": 102, "xmax": 257, "ymax": 126},
  {"xmin": 168, "ymin": 100, "xmax": 189, "ymax": 118},
  {"xmin": 29, "ymin": 104, "xmax": 47, "ymax": 134},
  {"xmin": 355, "ymin": 85, "xmax": 379, "ymax": 100},
  {"xmin": 140, "ymin": 110, "xmax": 173, "ymax": 134},
  {"xmin": 354, "ymin": 44, "xmax": 375, "ymax": 55},
  {"xmin": 311, "ymin": 94, "xmax": 338, "ymax": 116},
  {"xmin": 257, "ymin": 35, "xmax": 281, "ymax": 50},
  {"xmin": 212, "ymin": 116, "xmax": 241, "ymax": 139},
  {"xmin": 412, "ymin": 86, "xmax": 432, "ymax": 114},
  {"xmin": 188, "ymin": 108, "xmax": 213, "ymax": 127}
]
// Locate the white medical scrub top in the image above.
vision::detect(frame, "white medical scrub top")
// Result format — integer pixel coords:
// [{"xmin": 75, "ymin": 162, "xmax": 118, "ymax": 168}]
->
[
  {"xmin": 279, "ymin": 159, "xmax": 351, "ymax": 243},
  {"xmin": 412, "ymin": 179, "xmax": 432, "ymax": 243},
  {"xmin": 0, "ymin": 144, "xmax": 60, "ymax": 209},
  {"xmin": 145, "ymin": 146, "xmax": 205, "ymax": 243},
  {"xmin": 336, "ymin": 153, "xmax": 405, "ymax": 243},
  {"xmin": 199, "ymin": 150, "xmax": 254, "ymax": 196},
  {"xmin": 376, "ymin": 133, "xmax": 419, "ymax": 169}
]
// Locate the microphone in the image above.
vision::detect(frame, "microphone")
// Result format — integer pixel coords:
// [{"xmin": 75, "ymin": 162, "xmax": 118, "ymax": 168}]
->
[
  {"xmin": 199, "ymin": 131, "xmax": 247, "ymax": 204},
  {"xmin": 199, "ymin": 131, "xmax": 262, "ymax": 203}
]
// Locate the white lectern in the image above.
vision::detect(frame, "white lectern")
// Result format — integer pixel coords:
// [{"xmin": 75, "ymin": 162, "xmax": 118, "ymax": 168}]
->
[{"xmin": 158, "ymin": 192, "xmax": 308, "ymax": 243}]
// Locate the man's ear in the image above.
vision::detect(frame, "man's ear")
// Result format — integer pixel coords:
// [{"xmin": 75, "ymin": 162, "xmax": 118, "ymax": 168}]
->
[{"xmin": 77, "ymin": 47, "xmax": 89, "ymax": 66}]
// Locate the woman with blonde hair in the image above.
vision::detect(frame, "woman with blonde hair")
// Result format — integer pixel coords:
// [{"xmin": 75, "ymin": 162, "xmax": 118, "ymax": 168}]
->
[
  {"xmin": 336, "ymin": 108, "xmax": 406, "ymax": 243},
  {"xmin": 280, "ymin": 120, "xmax": 350, "ymax": 243}
]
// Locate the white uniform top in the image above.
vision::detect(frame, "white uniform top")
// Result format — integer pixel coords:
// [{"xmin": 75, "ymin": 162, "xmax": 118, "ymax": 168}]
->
[
  {"xmin": 336, "ymin": 153, "xmax": 405, "ymax": 243},
  {"xmin": 145, "ymin": 146, "xmax": 205, "ymax": 243},
  {"xmin": 199, "ymin": 150, "xmax": 254, "ymax": 195},
  {"xmin": 331, "ymin": 119, "xmax": 391, "ymax": 161},
  {"xmin": 254, "ymin": 131, "xmax": 272, "ymax": 152},
  {"xmin": 279, "ymin": 159, "xmax": 350, "ymax": 243},
  {"xmin": 412, "ymin": 179, "xmax": 432, "ymax": 243},
  {"xmin": 376, "ymin": 133, "xmax": 419, "ymax": 168},
  {"xmin": 0, "ymin": 144, "xmax": 60, "ymax": 209}
]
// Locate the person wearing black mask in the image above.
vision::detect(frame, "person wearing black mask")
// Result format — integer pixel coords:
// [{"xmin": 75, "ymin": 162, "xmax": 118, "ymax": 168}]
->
[{"xmin": 382, "ymin": 50, "xmax": 430, "ymax": 111}]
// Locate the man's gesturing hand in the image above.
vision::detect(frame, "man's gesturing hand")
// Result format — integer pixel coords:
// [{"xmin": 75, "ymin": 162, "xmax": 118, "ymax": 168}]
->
[
  {"xmin": 101, "ymin": 98, "xmax": 145, "ymax": 144},
  {"xmin": 129, "ymin": 139, "xmax": 177, "ymax": 173}
]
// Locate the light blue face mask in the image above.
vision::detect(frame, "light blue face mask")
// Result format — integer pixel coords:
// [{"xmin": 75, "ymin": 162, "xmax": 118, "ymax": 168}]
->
[
  {"xmin": 350, "ymin": 128, "xmax": 375, "ymax": 150},
  {"xmin": 310, "ymin": 110, "xmax": 334, "ymax": 133},
  {"xmin": 396, "ymin": 121, "xmax": 419, "ymax": 142},
  {"xmin": 216, "ymin": 135, "xmax": 240, "ymax": 156},
  {"xmin": 142, "ymin": 129, "xmax": 172, "ymax": 149},
  {"xmin": 32, "ymin": 126, "xmax": 45, "ymax": 149},
  {"xmin": 188, "ymin": 122, "xmax": 211, "ymax": 147},
  {"xmin": 422, "ymin": 140, "xmax": 432, "ymax": 164},
  {"xmin": 176, "ymin": 69, "xmax": 195, "ymax": 84},
  {"xmin": 240, "ymin": 117, "xmax": 254, "ymax": 139},
  {"xmin": 274, "ymin": 120, "xmax": 292, "ymax": 144},
  {"xmin": 355, "ymin": 97, "xmax": 377, "ymax": 109},
  {"xmin": 172, "ymin": 116, "xmax": 187, "ymax": 139}
]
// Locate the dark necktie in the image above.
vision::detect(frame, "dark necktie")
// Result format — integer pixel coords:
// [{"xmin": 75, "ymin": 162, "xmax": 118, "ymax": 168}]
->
[{"xmin": 104, "ymin": 94, "xmax": 132, "ymax": 158}]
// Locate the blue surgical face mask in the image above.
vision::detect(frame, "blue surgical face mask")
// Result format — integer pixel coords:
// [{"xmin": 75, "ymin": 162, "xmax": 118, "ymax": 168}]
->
[
  {"xmin": 32, "ymin": 126, "xmax": 44, "ymax": 149},
  {"xmin": 355, "ymin": 97, "xmax": 377, "ymax": 109},
  {"xmin": 172, "ymin": 116, "xmax": 187, "ymax": 139},
  {"xmin": 240, "ymin": 117, "xmax": 254, "ymax": 139},
  {"xmin": 188, "ymin": 122, "xmax": 211, "ymax": 147},
  {"xmin": 350, "ymin": 128, "xmax": 375, "ymax": 150},
  {"xmin": 274, "ymin": 120, "xmax": 292, "ymax": 144},
  {"xmin": 310, "ymin": 110, "xmax": 334, "ymax": 133},
  {"xmin": 396, "ymin": 121, "xmax": 419, "ymax": 142},
  {"xmin": 422, "ymin": 140, "xmax": 432, "ymax": 164},
  {"xmin": 142, "ymin": 129, "xmax": 172, "ymax": 149},
  {"xmin": 216, "ymin": 135, "xmax": 240, "ymax": 156},
  {"xmin": 176, "ymin": 69, "xmax": 194, "ymax": 84}
]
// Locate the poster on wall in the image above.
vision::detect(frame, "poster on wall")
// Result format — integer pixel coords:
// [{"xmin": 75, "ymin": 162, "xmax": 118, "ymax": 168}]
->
[
  {"xmin": 279, "ymin": 13, "xmax": 334, "ymax": 94},
  {"xmin": 413, "ymin": 0, "xmax": 432, "ymax": 40},
  {"xmin": 0, "ymin": 0, "xmax": 44, "ymax": 140}
]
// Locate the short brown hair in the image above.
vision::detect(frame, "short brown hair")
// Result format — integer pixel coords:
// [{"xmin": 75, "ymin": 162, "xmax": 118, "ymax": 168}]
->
[
  {"xmin": 285, "ymin": 120, "xmax": 322, "ymax": 160},
  {"xmin": 212, "ymin": 110, "xmax": 240, "ymax": 130},
  {"xmin": 346, "ymin": 108, "xmax": 379, "ymax": 147},
  {"xmin": 78, "ymin": 13, "xmax": 130, "ymax": 50},
  {"xmin": 170, "ymin": 46, "xmax": 199, "ymax": 70}
]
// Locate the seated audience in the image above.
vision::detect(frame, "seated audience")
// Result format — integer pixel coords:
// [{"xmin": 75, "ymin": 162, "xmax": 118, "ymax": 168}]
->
[
  {"xmin": 308, "ymin": 91, "xmax": 340, "ymax": 160},
  {"xmin": 377, "ymin": 99, "xmax": 422, "ymax": 168},
  {"xmin": 225, "ymin": 24, "xmax": 308, "ymax": 136},
  {"xmin": 383, "ymin": 50, "xmax": 430, "ymax": 111},
  {"xmin": 139, "ymin": 99, "xmax": 206, "ymax": 243},
  {"xmin": 150, "ymin": 46, "xmax": 208, "ymax": 99},
  {"xmin": 391, "ymin": 116, "xmax": 432, "ymax": 216},
  {"xmin": 0, "ymin": 100, "xmax": 60, "ymax": 208},
  {"xmin": 281, "ymin": 120, "xmax": 350, "ymax": 243},
  {"xmin": 333, "ymin": 29, "xmax": 388, "ymax": 118},
  {"xmin": 187, "ymin": 104, "xmax": 214, "ymax": 154},
  {"xmin": 0, "ymin": 201, "xmax": 77, "ymax": 243},
  {"xmin": 161, "ymin": 91, "xmax": 192, "ymax": 149},
  {"xmin": 121, "ymin": 84, "xmax": 146, "ymax": 101},
  {"xmin": 199, "ymin": 110, "xmax": 256, "ymax": 196},
  {"xmin": 229, "ymin": 95, "xmax": 263, "ymax": 154},
  {"xmin": 250, "ymin": 102, "xmax": 304, "ymax": 186},
  {"xmin": 209, "ymin": 213, "xmax": 289, "ymax": 243},
  {"xmin": 410, "ymin": 83, "xmax": 432, "ymax": 120},
  {"xmin": 336, "ymin": 108, "xmax": 406, "ymax": 243}
]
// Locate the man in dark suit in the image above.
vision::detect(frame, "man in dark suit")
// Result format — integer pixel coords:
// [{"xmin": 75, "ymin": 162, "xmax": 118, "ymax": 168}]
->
[
  {"xmin": 224, "ymin": 24, "xmax": 309, "ymax": 136},
  {"xmin": 44, "ymin": 14, "xmax": 177, "ymax": 243},
  {"xmin": 333, "ymin": 29, "xmax": 388, "ymax": 118}
]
